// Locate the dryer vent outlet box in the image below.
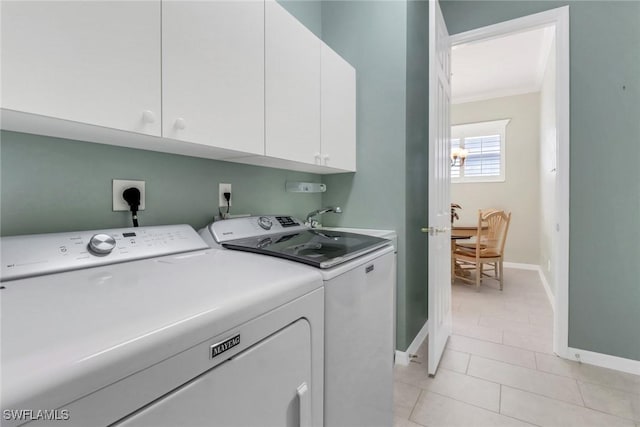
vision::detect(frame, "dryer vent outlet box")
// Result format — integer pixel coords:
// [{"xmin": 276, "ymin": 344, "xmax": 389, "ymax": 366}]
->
[{"xmin": 113, "ymin": 179, "xmax": 146, "ymax": 211}]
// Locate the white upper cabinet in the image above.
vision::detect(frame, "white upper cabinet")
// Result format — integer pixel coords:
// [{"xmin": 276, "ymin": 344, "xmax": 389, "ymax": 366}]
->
[
  {"xmin": 162, "ymin": 1, "xmax": 264, "ymax": 155},
  {"xmin": 321, "ymin": 44, "xmax": 356, "ymax": 172},
  {"xmin": 1, "ymin": 1, "xmax": 161, "ymax": 136},
  {"xmin": 265, "ymin": 0, "xmax": 321, "ymax": 165}
]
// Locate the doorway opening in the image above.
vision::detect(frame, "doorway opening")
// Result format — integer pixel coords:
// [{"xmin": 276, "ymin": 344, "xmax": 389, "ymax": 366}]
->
[{"xmin": 447, "ymin": 6, "xmax": 570, "ymax": 359}]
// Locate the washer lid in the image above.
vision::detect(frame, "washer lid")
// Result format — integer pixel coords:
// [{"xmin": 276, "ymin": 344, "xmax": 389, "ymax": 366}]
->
[{"xmin": 223, "ymin": 229, "xmax": 391, "ymax": 269}]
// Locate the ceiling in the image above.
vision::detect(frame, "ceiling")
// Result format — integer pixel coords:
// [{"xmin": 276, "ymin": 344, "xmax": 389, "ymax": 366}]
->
[{"xmin": 451, "ymin": 26, "xmax": 554, "ymax": 104}]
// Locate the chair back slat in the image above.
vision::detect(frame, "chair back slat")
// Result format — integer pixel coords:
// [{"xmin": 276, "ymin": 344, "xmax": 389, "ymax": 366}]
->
[{"xmin": 476, "ymin": 209, "xmax": 511, "ymax": 256}]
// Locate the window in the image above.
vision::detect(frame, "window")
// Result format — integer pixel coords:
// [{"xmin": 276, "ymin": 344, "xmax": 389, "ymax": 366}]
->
[{"xmin": 451, "ymin": 119, "xmax": 510, "ymax": 183}]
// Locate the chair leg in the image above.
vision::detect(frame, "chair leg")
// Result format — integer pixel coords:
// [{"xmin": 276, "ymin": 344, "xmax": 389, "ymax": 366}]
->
[
  {"xmin": 475, "ymin": 263, "xmax": 481, "ymax": 290},
  {"xmin": 499, "ymin": 260, "xmax": 504, "ymax": 291}
]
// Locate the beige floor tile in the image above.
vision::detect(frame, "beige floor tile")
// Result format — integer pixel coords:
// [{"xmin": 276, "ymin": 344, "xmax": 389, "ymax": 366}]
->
[
  {"xmin": 395, "ymin": 360, "xmax": 429, "ymax": 388},
  {"xmin": 453, "ymin": 319, "xmax": 504, "ymax": 343},
  {"xmin": 414, "ymin": 367, "xmax": 501, "ymax": 412},
  {"xmin": 410, "ymin": 391, "xmax": 533, "ymax": 427},
  {"xmin": 535, "ymin": 353, "xmax": 640, "ymax": 395},
  {"xmin": 503, "ymin": 330, "xmax": 554, "ymax": 354},
  {"xmin": 479, "ymin": 315, "xmax": 552, "ymax": 338},
  {"xmin": 468, "ymin": 355, "xmax": 583, "ymax": 405},
  {"xmin": 394, "ymin": 381, "xmax": 421, "ymax": 419},
  {"xmin": 501, "ymin": 386, "xmax": 635, "ymax": 427},
  {"xmin": 579, "ymin": 381, "xmax": 640, "ymax": 422},
  {"xmin": 447, "ymin": 335, "xmax": 536, "ymax": 369},
  {"xmin": 439, "ymin": 349, "xmax": 470, "ymax": 374},
  {"xmin": 393, "ymin": 416, "xmax": 424, "ymax": 427},
  {"xmin": 528, "ymin": 313, "xmax": 554, "ymax": 327}
]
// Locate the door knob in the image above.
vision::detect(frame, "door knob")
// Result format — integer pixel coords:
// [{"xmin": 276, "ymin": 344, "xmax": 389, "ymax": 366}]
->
[{"xmin": 421, "ymin": 227, "xmax": 450, "ymax": 235}]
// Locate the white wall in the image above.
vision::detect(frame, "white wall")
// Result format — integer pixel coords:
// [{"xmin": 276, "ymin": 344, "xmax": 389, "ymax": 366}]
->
[
  {"xmin": 451, "ymin": 92, "xmax": 540, "ymax": 264},
  {"xmin": 539, "ymin": 40, "xmax": 557, "ymax": 292}
]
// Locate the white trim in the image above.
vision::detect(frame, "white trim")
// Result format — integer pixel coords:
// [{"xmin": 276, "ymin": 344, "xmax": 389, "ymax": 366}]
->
[
  {"xmin": 452, "ymin": 86, "xmax": 540, "ymax": 105},
  {"xmin": 451, "ymin": 119, "xmax": 509, "ymax": 184},
  {"xmin": 567, "ymin": 347, "xmax": 640, "ymax": 376},
  {"xmin": 450, "ymin": 4, "xmax": 570, "ymax": 361},
  {"xmin": 537, "ymin": 267, "xmax": 556, "ymax": 312},
  {"xmin": 406, "ymin": 319, "xmax": 430, "ymax": 356},
  {"xmin": 395, "ymin": 319, "xmax": 430, "ymax": 366},
  {"xmin": 395, "ymin": 351, "xmax": 411, "ymax": 366},
  {"xmin": 503, "ymin": 262, "xmax": 539, "ymax": 271},
  {"xmin": 535, "ymin": 26, "xmax": 556, "ymax": 91},
  {"xmin": 503, "ymin": 263, "xmax": 556, "ymax": 311}
]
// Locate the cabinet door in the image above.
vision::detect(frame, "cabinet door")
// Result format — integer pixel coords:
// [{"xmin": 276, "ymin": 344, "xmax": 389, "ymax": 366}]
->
[
  {"xmin": 265, "ymin": 0, "xmax": 321, "ymax": 165},
  {"xmin": 162, "ymin": 1, "xmax": 264, "ymax": 155},
  {"xmin": 321, "ymin": 44, "xmax": 357, "ymax": 172},
  {"xmin": 116, "ymin": 320, "xmax": 312, "ymax": 427},
  {"xmin": 1, "ymin": 1, "xmax": 161, "ymax": 136}
]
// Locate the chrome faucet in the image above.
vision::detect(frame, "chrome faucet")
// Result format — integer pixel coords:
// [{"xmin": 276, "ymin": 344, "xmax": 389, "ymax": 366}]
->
[{"xmin": 305, "ymin": 206, "xmax": 342, "ymax": 228}]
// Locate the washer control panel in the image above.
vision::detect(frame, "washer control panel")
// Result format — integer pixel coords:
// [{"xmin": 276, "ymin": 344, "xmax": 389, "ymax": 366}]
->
[
  {"xmin": 1, "ymin": 225, "xmax": 209, "ymax": 282},
  {"xmin": 209, "ymin": 216, "xmax": 307, "ymax": 243}
]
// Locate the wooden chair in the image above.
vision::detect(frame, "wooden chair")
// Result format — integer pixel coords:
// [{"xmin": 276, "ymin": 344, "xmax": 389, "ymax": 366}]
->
[{"xmin": 453, "ymin": 209, "xmax": 511, "ymax": 290}]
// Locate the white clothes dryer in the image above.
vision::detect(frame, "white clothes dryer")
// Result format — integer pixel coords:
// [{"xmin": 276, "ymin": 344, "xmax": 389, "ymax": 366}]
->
[{"xmin": 1, "ymin": 224, "xmax": 324, "ymax": 427}]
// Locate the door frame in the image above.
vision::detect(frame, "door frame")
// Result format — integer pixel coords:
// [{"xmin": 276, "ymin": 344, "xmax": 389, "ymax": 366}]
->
[{"xmin": 448, "ymin": 6, "xmax": 570, "ymax": 358}]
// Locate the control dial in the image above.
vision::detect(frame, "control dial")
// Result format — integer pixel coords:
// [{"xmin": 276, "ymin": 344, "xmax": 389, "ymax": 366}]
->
[
  {"xmin": 257, "ymin": 216, "xmax": 273, "ymax": 230},
  {"xmin": 88, "ymin": 234, "xmax": 116, "ymax": 255}
]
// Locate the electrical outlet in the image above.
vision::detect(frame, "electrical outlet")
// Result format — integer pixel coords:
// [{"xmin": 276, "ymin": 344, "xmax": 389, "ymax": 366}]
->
[
  {"xmin": 113, "ymin": 179, "xmax": 146, "ymax": 211},
  {"xmin": 219, "ymin": 183, "xmax": 232, "ymax": 207}
]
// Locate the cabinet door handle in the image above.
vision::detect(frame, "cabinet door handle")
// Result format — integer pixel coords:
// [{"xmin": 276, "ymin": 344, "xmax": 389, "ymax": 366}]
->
[
  {"xmin": 322, "ymin": 154, "xmax": 330, "ymax": 165},
  {"xmin": 314, "ymin": 152, "xmax": 321, "ymax": 165},
  {"xmin": 297, "ymin": 382, "xmax": 311, "ymax": 427},
  {"xmin": 142, "ymin": 110, "xmax": 156, "ymax": 124},
  {"xmin": 174, "ymin": 118, "xmax": 186, "ymax": 130}
]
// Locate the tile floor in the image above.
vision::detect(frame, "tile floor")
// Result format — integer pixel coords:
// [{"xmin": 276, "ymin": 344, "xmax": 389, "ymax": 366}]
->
[{"xmin": 394, "ymin": 268, "xmax": 640, "ymax": 427}]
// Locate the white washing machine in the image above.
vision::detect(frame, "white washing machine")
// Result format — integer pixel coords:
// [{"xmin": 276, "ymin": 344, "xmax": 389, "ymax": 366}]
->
[
  {"xmin": 1, "ymin": 224, "xmax": 324, "ymax": 427},
  {"xmin": 200, "ymin": 216, "xmax": 396, "ymax": 427}
]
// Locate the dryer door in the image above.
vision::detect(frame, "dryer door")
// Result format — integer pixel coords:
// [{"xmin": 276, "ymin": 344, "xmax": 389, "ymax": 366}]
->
[{"xmin": 116, "ymin": 319, "xmax": 312, "ymax": 427}]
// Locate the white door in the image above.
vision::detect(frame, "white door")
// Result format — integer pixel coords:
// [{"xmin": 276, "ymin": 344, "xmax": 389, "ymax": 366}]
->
[
  {"xmin": 320, "ymin": 43, "xmax": 357, "ymax": 172},
  {"xmin": 1, "ymin": 1, "xmax": 161, "ymax": 136},
  {"xmin": 265, "ymin": 0, "xmax": 321, "ymax": 165},
  {"xmin": 162, "ymin": 1, "xmax": 264, "ymax": 154},
  {"xmin": 426, "ymin": 0, "xmax": 452, "ymax": 376}
]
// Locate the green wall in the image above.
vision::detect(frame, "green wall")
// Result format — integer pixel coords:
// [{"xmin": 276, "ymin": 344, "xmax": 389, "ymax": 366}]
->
[
  {"xmin": 320, "ymin": 1, "xmax": 410, "ymax": 348},
  {"xmin": 0, "ymin": 131, "xmax": 322, "ymax": 236},
  {"xmin": 277, "ymin": 0, "xmax": 322, "ymax": 38},
  {"xmin": 404, "ymin": 0, "xmax": 430, "ymax": 346},
  {"xmin": 440, "ymin": 0, "xmax": 640, "ymax": 361}
]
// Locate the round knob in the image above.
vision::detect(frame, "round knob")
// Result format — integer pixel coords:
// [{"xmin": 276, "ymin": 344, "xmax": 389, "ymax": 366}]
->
[
  {"xmin": 88, "ymin": 234, "xmax": 116, "ymax": 255},
  {"xmin": 258, "ymin": 216, "xmax": 273, "ymax": 230},
  {"xmin": 174, "ymin": 118, "xmax": 186, "ymax": 130},
  {"xmin": 142, "ymin": 110, "xmax": 156, "ymax": 124},
  {"xmin": 322, "ymin": 154, "xmax": 330, "ymax": 165},
  {"xmin": 314, "ymin": 152, "xmax": 321, "ymax": 165}
]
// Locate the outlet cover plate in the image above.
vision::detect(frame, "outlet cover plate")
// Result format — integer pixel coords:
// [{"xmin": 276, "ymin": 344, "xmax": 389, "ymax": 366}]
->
[
  {"xmin": 113, "ymin": 179, "xmax": 146, "ymax": 211},
  {"xmin": 219, "ymin": 183, "xmax": 232, "ymax": 207}
]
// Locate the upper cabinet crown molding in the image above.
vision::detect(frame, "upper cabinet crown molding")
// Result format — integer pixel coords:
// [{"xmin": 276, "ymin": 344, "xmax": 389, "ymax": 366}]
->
[{"xmin": 1, "ymin": 0, "xmax": 356, "ymax": 174}]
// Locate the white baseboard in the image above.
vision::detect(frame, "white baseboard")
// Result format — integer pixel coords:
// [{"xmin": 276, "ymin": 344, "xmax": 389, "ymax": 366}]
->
[
  {"xmin": 536, "ymin": 267, "xmax": 556, "ymax": 312},
  {"xmin": 395, "ymin": 319, "xmax": 430, "ymax": 366},
  {"xmin": 406, "ymin": 319, "xmax": 430, "ymax": 355},
  {"xmin": 503, "ymin": 262, "xmax": 556, "ymax": 312},
  {"xmin": 503, "ymin": 262, "xmax": 539, "ymax": 271},
  {"xmin": 567, "ymin": 347, "xmax": 640, "ymax": 376},
  {"xmin": 395, "ymin": 350, "xmax": 410, "ymax": 366}
]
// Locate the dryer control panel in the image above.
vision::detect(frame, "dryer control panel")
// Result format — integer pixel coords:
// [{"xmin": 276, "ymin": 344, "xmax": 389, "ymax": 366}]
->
[{"xmin": 0, "ymin": 225, "xmax": 209, "ymax": 282}]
